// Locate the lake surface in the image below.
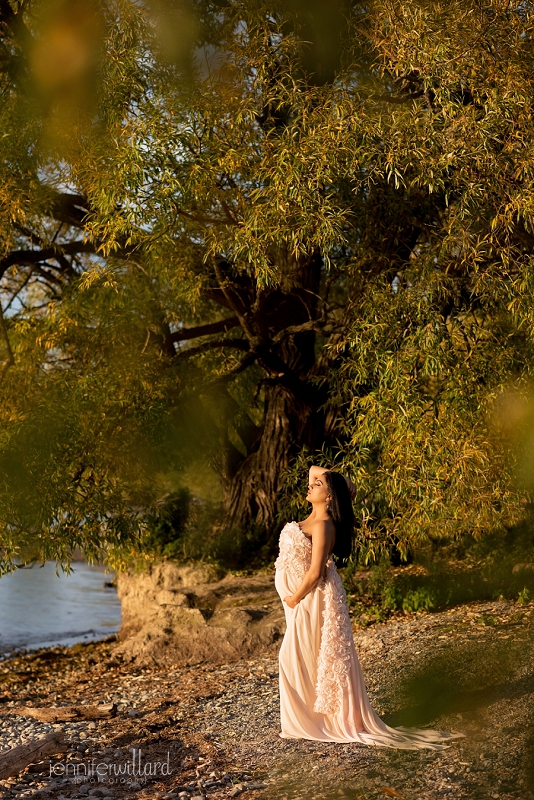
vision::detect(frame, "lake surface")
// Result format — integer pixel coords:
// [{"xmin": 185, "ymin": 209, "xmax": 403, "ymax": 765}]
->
[{"xmin": 0, "ymin": 562, "xmax": 122, "ymax": 654}]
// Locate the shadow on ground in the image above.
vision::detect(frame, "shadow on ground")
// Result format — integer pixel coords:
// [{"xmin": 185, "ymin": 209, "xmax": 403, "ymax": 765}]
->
[
  {"xmin": 382, "ymin": 634, "xmax": 534, "ymax": 729},
  {"xmin": 261, "ymin": 619, "xmax": 534, "ymax": 800}
]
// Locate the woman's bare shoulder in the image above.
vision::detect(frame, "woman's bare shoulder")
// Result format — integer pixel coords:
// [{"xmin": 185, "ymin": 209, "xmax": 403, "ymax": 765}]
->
[{"xmin": 306, "ymin": 518, "xmax": 335, "ymax": 536}]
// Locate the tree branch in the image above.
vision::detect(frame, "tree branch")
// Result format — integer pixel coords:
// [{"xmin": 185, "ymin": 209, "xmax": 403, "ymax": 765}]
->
[
  {"xmin": 0, "ymin": 241, "xmax": 96, "ymax": 272},
  {"xmin": 170, "ymin": 316, "xmax": 240, "ymax": 343},
  {"xmin": 201, "ymin": 286, "xmax": 236, "ymax": 311},
  {"xmin": 3, "ymin": 270, "xmax": 33, "ymax": 312},
  {"xmin": 175, "ymin": 338, "xmax": 250, "ymax": 360},
  {"xmin": 271, "ymin": 318, "xmax": 326, "ymax": 344},
  {"xmin": 47, "ymin": 192, "xmax": 90, "ymax": 229},
  {"xmin": 370, "ymin": 91, "xmax": 425, "ymax": 105},
  {"xmin": 31, "ymin": 265, "xmax": 64, "ymax": 286},
  {"xmin": 0, "ymin": 301, "xmax": 15, "ymax": 383},
  {"xmin": 212, "ymin": 260, "xmax": 259, "ymax": 345},
  {"xmin": 205, "ymin": 351, "xmax": 259, "ymax": 386},
  {"xmin": 252, "ymin": 343, "xmax": 324, "ymax": 406},
  {"xmin": 14, "ymin": 227, "xmax": 79, "ymax": 279},
  {"xmin": 176, "ymin": 207, "xmax": 238, "ymax": 227}
]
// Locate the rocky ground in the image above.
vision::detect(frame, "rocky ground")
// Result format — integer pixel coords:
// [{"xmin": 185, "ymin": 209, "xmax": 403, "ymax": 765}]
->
[{"xmin": 0, "ymin": 598, "xmax": 533, "ymax": 800}]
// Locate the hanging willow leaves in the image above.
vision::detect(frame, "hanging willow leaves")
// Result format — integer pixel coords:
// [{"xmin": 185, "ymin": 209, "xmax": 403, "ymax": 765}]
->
[{"xmin": 0, "ymin": 0, "xmax": 532, "ymax": 571}]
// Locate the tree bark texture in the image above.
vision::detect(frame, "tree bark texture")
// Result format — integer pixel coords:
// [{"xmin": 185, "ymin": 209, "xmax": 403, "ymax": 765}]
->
[{"xmin": 219, "ymin": 252, "xmax": 330, "ymax": 535}]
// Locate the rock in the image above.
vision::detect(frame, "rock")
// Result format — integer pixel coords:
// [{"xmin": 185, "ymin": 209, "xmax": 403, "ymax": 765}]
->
[
  {"xmin": 512, "ymin": 562, "xmax": 534, "ymax": 573},
  {"xmin": 115, "ymin": 563, "xmax": 285, "ymax": 666},
  {"xmin": 156, "ymin": 590, "xmax": 191, "ymax": 607},
  {"xmin": 127, "ymin": 782, "xmax": 141, "ymax": 790}
]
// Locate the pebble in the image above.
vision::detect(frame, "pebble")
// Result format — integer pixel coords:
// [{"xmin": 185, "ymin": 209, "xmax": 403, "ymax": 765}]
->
[{"xmin": 0, "ymin": 599, "xmax": 531, "ymax": 800}]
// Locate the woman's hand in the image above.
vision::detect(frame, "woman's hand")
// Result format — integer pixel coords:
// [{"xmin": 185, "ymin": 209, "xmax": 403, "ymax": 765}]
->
[
  {"xmin": 310, "ymin": 464, "xmax": 356, "ymax": 500},
  {"xmin": 283, "ymin": 595, "xmax": 298, "ymax": 608}
]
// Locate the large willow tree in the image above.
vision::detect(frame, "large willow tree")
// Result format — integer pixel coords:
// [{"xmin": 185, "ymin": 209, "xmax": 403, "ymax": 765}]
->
[{"xmin": 0, "ymin": 0, "xmax": 533, "ymax": 570}]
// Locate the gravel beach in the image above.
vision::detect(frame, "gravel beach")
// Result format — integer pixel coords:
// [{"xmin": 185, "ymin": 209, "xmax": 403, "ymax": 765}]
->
[{"xmin": 0, "ymin": 598, "xmax": 532, "ymax": 800}]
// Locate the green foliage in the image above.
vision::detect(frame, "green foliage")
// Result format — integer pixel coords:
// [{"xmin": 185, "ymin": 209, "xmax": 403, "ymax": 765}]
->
[
  {"xmin": 402, "ymin": 589, "xmax": 437, "ymax": 613},
  {"xmin": 518, "ymin": 588, "xmax": 531, "ymax": 606},
  {"xmin": 344, "ymin": 516, "xmax": 534, "ymax": 622},
  {"xmin": 376, "ymin": 582, "xmax": 436, "ymax": 614},
  {"xmin": 328, "ymin": 268, "xmax": 531, "ymax": 560},
  {"xmin": 1, "ymin": 0, "xmax": 534, "ymax": 571},
  {"xmin": 143, "ymin": 489, "xmax": 192, "ymax": 559},
  {"xmin": 122, "ymin": 489, "xmax": 274, "ymax": 570}
]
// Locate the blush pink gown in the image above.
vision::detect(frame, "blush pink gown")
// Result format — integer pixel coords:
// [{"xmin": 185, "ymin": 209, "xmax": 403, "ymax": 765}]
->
[{"xmin": 274, "ymin": 521, "xmax": 462, "ymax": 749}]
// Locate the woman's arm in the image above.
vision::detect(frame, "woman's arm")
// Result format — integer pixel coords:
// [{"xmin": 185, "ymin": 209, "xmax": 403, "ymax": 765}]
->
[
  {"xmin": 309, "ymin": 465, "xmax": 356, "ymax": 500},
  {"xmin": 284, "ymin": 521, "xmax": 330, "ymax": 607},
  {"xmin": 309, "ymin": 465, "xmax": 330, "ymax": 482}
]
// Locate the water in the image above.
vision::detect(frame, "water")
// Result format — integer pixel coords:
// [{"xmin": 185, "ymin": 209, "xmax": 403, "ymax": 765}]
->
[{"xmin": 0, "ymin": 561, "xmax": 122, "ymax": 654}]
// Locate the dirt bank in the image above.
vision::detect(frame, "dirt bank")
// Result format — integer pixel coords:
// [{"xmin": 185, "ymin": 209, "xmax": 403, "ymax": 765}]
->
[
  {"xmin": 0, "ymin": 598, "xmax": 533, "ymax": 800},
  {"xmin": 115, "ymin": 563, "xmax": 285, "ymax": 666}
]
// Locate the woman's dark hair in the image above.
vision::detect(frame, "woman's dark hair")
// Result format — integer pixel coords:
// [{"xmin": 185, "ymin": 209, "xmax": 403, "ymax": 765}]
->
[{"xmin": 324, "ymin": 471, "xmax": 355, "ymax": 566}]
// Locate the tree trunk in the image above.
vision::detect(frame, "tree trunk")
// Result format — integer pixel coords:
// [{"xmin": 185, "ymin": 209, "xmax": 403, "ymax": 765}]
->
[
  {"xmin": 223, "ymin": 381, "xmax": 325, "ymax": 533},
  {"xmin": 221, "ymin": 251, "xmax": 328, "ymax": 541}
]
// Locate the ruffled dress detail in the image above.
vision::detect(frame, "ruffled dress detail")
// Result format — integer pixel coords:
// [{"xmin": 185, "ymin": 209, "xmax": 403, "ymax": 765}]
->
[
  {"xmin": 314, "ymin": 563, "xmax": 354, "ymax": 715},
  {"xmin": 274, "ymin": 521, "xmax": 463, "ymax": 749}
]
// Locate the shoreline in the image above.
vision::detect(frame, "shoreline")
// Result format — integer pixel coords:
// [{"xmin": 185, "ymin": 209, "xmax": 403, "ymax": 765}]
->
[
  {"xmin": 0, "ymin": 561, "xmax": 121, "ymax": 663},
  {"xmin": 0, "ymin": 631, "xmax": 119, "ymax": 662},
  {"xmin": 0, "ymin": 598, "xmax": 532, "ymax": 799}
]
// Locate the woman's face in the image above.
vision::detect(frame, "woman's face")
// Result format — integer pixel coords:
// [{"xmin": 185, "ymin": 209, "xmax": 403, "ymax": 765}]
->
[{"xmin": 306, "ymin": 472, "xmax": 330, "ymax": 505}]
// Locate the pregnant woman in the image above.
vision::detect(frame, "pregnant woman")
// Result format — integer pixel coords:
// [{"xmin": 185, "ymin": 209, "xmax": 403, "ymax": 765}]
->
[{"xmin": 274, "ymin": 464, "xmax": 462, "ymax": 749}]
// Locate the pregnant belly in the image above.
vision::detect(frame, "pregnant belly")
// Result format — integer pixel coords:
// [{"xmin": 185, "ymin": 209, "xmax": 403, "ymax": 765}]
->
[
  {"xmin": 274, "ymin": 567, "xmax": 287, "ymax": 599},
  {"xmin": 275, "ymin": 566, "xmax": 303, "ymax": 597}
]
